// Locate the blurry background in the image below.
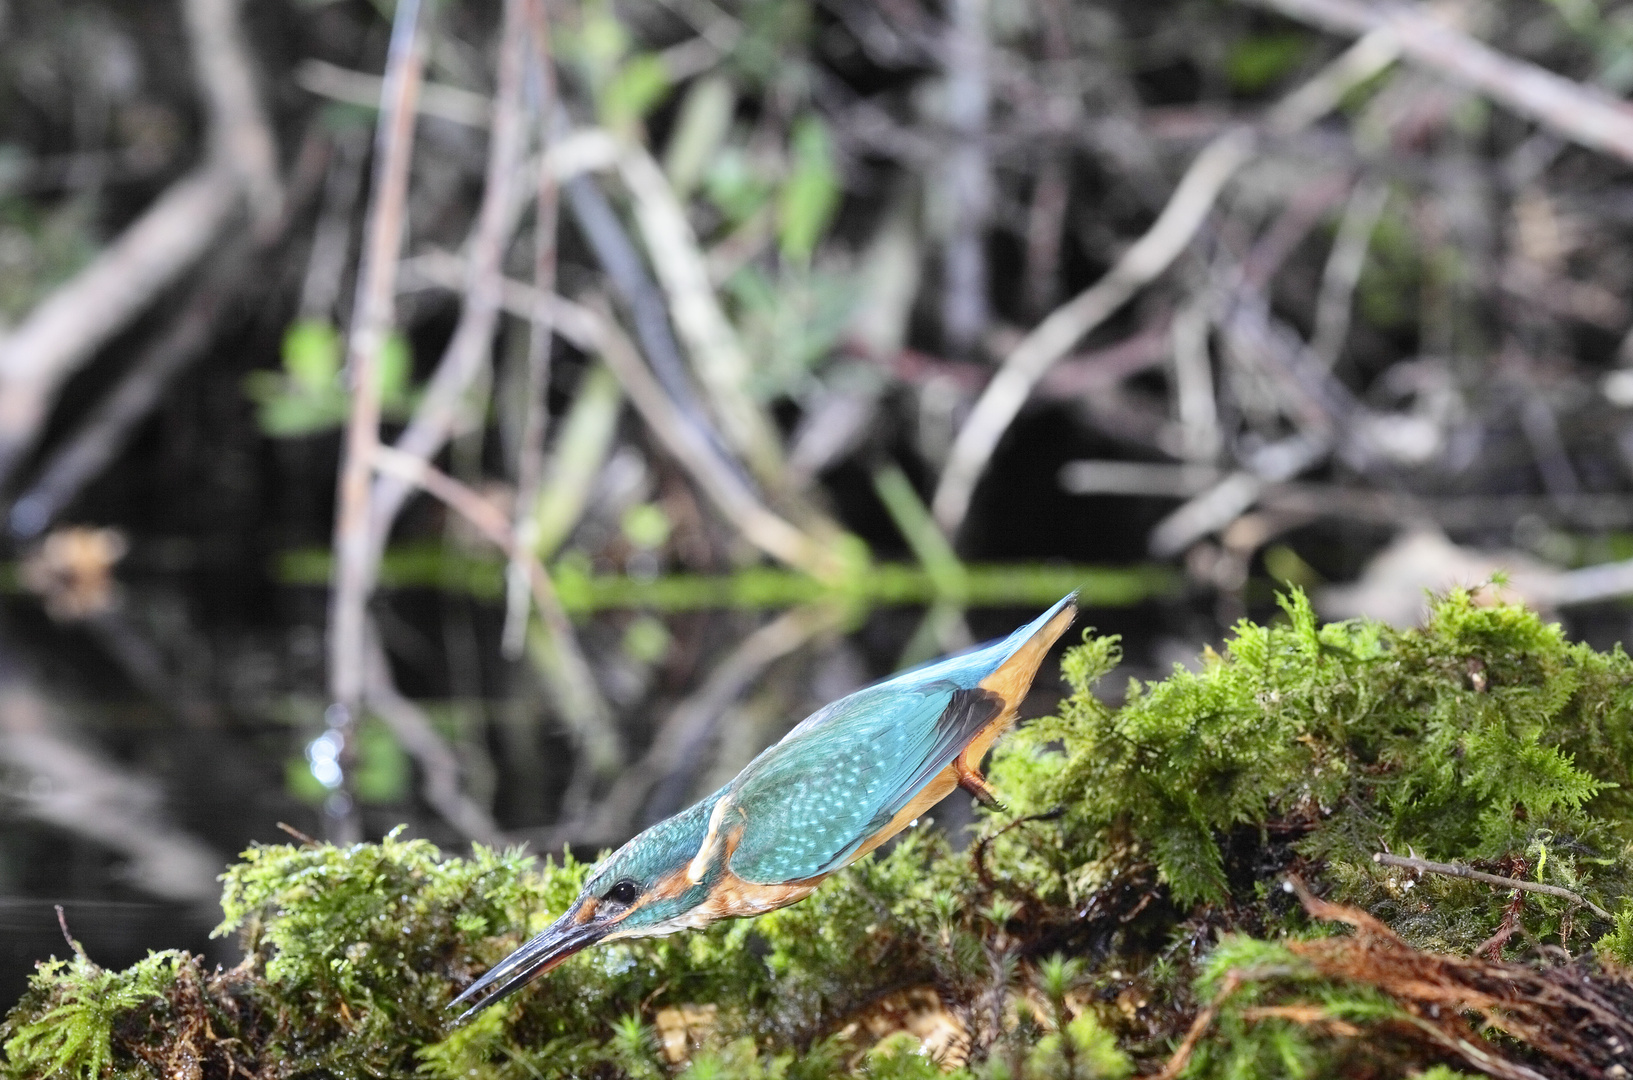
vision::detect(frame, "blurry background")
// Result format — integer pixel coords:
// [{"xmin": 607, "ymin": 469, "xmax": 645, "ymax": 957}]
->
[{"xmin": 4, "ymin": 0, "xmax": 1633, "ymax": 1007}]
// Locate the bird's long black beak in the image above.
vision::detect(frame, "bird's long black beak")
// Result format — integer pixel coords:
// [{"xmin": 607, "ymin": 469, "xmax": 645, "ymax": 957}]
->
[{"xmin": 448, "ymin": 906, "xmax": 606, "ymax": 1023}]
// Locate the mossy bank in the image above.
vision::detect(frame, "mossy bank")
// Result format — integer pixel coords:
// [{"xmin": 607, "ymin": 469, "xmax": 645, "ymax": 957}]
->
[{"xmin": 6, "ymin": 590, "xmax": 1633, "ymax": 1079}]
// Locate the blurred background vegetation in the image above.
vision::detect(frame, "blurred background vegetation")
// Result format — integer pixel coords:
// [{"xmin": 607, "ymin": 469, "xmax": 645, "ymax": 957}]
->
[{"xmin": 4, "ymin": 0, "xmax": 1633, "ymax": 1062}]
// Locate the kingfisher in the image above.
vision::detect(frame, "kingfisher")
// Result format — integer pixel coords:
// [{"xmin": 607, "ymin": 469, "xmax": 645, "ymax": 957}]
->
[{"xmin": 450, "ymin": 593, "xmax": 1077, "ymax": 1020}]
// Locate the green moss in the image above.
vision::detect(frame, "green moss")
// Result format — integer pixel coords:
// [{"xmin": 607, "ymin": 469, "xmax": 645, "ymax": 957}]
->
[{"xmin": 5, "ymin": 591, "xmax": 1631, "ymax": 1079}]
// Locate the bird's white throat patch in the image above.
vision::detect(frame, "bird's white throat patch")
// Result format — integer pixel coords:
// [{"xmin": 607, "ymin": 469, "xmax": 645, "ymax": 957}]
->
[{"xmin": 686, "ymin": 796, "xmax": 732, "ymax": 883}]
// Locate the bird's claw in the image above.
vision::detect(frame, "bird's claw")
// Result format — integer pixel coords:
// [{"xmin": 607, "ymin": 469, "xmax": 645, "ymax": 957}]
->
[{"xmin": 956, "ymin": 766, "xmax": 1007, "ymax": 812}]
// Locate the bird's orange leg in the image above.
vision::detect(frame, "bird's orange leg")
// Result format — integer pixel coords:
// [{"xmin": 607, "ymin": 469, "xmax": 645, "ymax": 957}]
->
[{"xmin": 954, "ymin": 754, "xmax": 1007, "ymax": 812}]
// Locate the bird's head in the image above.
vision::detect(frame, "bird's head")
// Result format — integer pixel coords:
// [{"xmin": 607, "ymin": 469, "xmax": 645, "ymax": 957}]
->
[{"xmin": 450, "ymin": 791, "xmax": 727, "ymax": 1020}]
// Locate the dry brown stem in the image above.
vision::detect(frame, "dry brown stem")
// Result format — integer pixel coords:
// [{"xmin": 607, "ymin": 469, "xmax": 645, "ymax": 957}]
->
[
  {"xmin": 1374, "ymin": 852, "xmax": 1613, "ymax": 921},
  {"xmin": 367, "ymin": 0, "xmax": 533, "ymax": 557},
  {"xmin": 1259, "ymin": 878, "xmax": 1633, "ymax": 1080}
]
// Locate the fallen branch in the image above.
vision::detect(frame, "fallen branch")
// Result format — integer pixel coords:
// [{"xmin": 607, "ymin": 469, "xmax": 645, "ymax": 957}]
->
[
  {"xmin": 1373, "ymin": 852, "xmax": 1613, "ymax": 921},
  {"xmin": 0, "ymin": 0, "xmax": 281, "ymax": 494},
  {"xmin": 8, "ymin": 133, "xmax": 330, "ymax": 540}
]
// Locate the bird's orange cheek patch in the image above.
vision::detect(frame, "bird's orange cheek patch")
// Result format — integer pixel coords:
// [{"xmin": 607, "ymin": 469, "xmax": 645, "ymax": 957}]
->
[{"xmin": 574, "ymin": 899, "xmax": 599, "ymax": 924}]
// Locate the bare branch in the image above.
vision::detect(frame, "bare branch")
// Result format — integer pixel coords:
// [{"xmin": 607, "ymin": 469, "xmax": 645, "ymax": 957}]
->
[
  {"xmin": 930, "ymin": 129, "xmax": 1256, "ymax": 533},
  {"xmin": 1373, "ymin": 852, "xmax": 1612, "ymax": 921},
  {"xmin": 930, "ymin": 27, "xmax": 1403, "ymax": 535},
  {"xmin": 504, "ymin": 0, "xmax": 563, "ymax": 660},
  {"xmin": 369, "ymin": 445, "xmax": 621, "ymax": 773},
  {"xmin": 401, "ymin": 253, "xmax": 841, "ymax": 578},
  {"xmin": 615, "ymin": 144, "xmax": 790, "ymax": 486},
  {"xmin": 0, "ymin": 668, "xmax": 221, "ymax": 906},
  {"xmin": 367, "ymin": 0, "xmax": 533, "ymax": 556},
  {"xmin": 327, "ymin": 0, "xmax": 426, "ymax": 842},
  {"xmin": 296, "ymin": 58, "xmax": 494, "ymax": 130}
]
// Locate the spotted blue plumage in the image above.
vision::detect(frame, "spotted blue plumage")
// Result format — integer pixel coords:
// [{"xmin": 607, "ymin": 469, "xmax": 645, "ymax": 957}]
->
[{"xmin": 725, "ymin": 594, "xmax": 1076, "ymax": 883}]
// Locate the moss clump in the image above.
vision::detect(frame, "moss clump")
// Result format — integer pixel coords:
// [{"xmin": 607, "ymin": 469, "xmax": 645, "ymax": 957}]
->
[{"xmin": 4, "ymin": 590, "xmax": 1632, "ymax": 1079}]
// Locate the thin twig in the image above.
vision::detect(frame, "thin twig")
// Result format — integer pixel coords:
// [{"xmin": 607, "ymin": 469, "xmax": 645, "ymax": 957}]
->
[
  {"xmin": 1311, "ymin": 175, "xmax": 1389, "ymax": 370},
  {"xmin": 1373, "ymin": 853, "xmax": 1613, "ymax": 921},
  {"xmin": 504, "ymin": 0, "xmax": 563, "ymax": 660},
  {"xmin": 296, "ymin": 58, "xmax": 494, "ymax": 129},
  {"xmin": 576, "ymin": 297, "xmax": 842, "ymax": 578},
  {"xmin": 1152, "ymin": 973, "xmax": 1242, "ymax": 1080},
  {"xmin": 327, "ymin": 0, "xmax": 425, "ymax": 842},
  {"xmin": 930, "ymin": 27, "xmax": 1403, "ymax": 535},
  {"xmin": 940, "ymin": 0, "xmax": 992, "ymax": 357},
  {"xmin": 1243, "ymin": 0, "xmax": 1633, "ymax": 166},
  {"xmin": 930, "ymin": 129, "xmax": 1254, "ymax": 533}
]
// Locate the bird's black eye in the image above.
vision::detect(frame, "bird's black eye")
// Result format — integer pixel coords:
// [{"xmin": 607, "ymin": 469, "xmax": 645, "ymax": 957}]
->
[{"xmin": 603, "ymin": 879, "xmax": 640, "ymax": 906}]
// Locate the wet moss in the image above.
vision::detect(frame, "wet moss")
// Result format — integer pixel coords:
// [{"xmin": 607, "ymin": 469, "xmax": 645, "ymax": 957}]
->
[{"xmin": 5, "ymin": 590, "xmax": 1631, "ymax": 1079}]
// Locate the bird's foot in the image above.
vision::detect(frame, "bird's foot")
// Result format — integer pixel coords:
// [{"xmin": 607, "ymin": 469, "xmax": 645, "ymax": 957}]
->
[{"xmin": 956, "ymin": 763, "xmax": 1008, "ymax": 812}]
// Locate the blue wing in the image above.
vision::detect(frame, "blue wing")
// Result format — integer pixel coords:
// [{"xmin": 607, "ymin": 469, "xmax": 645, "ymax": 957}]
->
[
  {"xmin": 726, "ymin": 678, "xmax": 1001, "ymax": 884},
  {"xmin": 723, "ymin": 592, "xmax": 1078, "ymax": 885}
]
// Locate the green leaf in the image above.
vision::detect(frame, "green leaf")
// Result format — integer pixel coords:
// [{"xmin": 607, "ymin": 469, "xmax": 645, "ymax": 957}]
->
[
  {"xmin": 601, "ymin": 53, "xmax": 671, "ymax": 132},
  {"xmin": 282, "ymin": 318, "xmax": 342, "ymax": 394},
  {"xmin": 778, "ymin": 116, "xmax": 839, "ymax": 263},
  {"xmin": 1225, "ymin": 33, "xmax": 1307, "ymax": 92}
]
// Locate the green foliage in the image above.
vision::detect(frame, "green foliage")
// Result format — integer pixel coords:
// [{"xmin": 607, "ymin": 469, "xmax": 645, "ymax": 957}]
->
[
  {"xmin": 777, "ymin": 117, "xmax": 839, "ymax": 264},
  {"xmin": 998, "ymin": 588, "xmax": 1632, "ymax": 932},
  {"xmin": 1223, "ymin": 34, "xmax": 1307, "ymax": 92},
  {"xmin": 244, "ymin": 319, "xmax": 414, "ymax": 437},
  {"xmin": 2, "ymin": 949, "xmax": 179, "ymax": 1080},
  {"xmin": 7, "ymin": 592, "xmax": 1632, "ymax": 1079}
]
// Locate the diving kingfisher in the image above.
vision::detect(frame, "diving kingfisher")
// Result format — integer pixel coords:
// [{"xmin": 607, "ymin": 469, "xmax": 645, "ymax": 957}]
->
[{"xmin": 450, "ymin": 593, "xmax": 1077, "ymax": 1020}]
